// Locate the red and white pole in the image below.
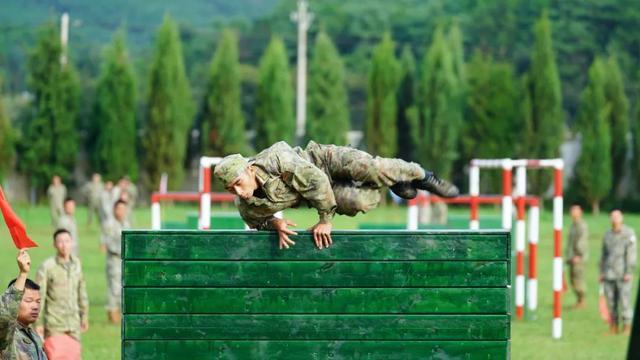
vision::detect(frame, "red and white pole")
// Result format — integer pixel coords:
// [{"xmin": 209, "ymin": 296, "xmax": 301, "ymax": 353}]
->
[
  {"xmin": 514, "ymin": 166, "xmax": 526, "ymax": 319},
  {"xmin": 469, "ymin": 165, "xmax": 480, "ymax": 229},
  {"xmin": 501, "ymin": 160, "xmax": 513, "ymax": 231},
  {"xmin": 552, "ymin": 161, "xmax": 564, "ymax": 339},
  {"xmin": 407, "ymin": 196, "xmax": 419, "ymax": 230},
  {"xmin": 527, "ymin": 197, "xmax": 540, "ymax": 313}
]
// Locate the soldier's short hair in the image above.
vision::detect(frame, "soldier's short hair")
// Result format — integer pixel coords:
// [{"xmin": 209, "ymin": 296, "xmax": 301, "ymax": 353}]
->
[
  {"xmin": 7, "ymin": 278, "xmax": 40, "ymax": 291},
  {"xmin": 64, "ymin": 197, "xmax": 74, "ymax": 204},
  {"xmin": 114, "ymin": 199, "xmax": 128, "ymax": 209},
  {"xmin": 53, "ymin": 228, "xmax": 71, "ymax": 242}
]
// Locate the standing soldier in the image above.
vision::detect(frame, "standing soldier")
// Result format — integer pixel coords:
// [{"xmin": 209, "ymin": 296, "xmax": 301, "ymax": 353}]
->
[
  {"xmin": 600, "ymin": 210, "xmax": 637, "ymax": 335},
  {"xmin": 35, "ymin": 229, "xmax": 89, "ymax": 359},
  {"xmin": 82, "ymin": 173, "xmax": 103, "ymax": 226},
  {"xmin": 47, "ymin": 175, "xmax": 66, "ymax": 226},
  {"xmin": 56, "ymin": 198, "xmax": 79, "ymax": 256},
  {"xmin": 0, "ymin": 250, "xmax": 47, "ymax": 359},
  {"xmin": 566, "ymin": 205, "xmax": 588, "ymax": 309},
  {"xmin": 100, "ymin": 200, "xmax": 129, "ymax": 324},
  {"xmin": 100, "ymin": 181, "xmax": 116, "ymax": 222}
]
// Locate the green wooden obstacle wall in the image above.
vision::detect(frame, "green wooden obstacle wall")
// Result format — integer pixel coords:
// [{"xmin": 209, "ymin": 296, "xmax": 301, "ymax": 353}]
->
[{"xmin": 122, "ymin": 230, "xmax": 511, "ymax": 359}]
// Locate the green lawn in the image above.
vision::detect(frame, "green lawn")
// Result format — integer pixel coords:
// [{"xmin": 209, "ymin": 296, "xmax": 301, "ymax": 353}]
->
[{"xmin": 0, "ymin": 203, "xmax": 636, "ymax": 359}]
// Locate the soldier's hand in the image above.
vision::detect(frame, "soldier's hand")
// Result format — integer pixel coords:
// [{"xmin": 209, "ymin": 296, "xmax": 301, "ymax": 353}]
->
[
  {"xmin": 100, "ymin": 244, "xmax": 107, "ymax": 254},
  {"xmin": 81, "ymin": 320, "xmax": 89, "ymax": 333},
  {"xmin": 17, "ymin": 250, "xmax": 31, "ymax": 274},
  {"xmin": 572, "ymin": 256, "xmax": 582, "ymax": 264},
  {"xmin": 272, "ymin": 218, "xmax": 297, "ymax": 250},
  {"xmin": 310, "ymin": 221, "xmax": 333, "ymax": 250},
  {"xmin": 599, "ymin": 274, "xmax": 604, "ymax": 283},
  {"xmin": 624, "ymin": 274, "xmax": 632, "ymax": 282}
]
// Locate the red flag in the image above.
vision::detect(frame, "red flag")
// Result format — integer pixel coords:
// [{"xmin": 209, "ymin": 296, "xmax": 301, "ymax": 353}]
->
[{"xmin": 0, "ymin": 186, "xmax": 38, "ymax": 249}]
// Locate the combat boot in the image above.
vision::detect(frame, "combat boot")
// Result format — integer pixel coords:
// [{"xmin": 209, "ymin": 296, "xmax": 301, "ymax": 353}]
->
[
  {"xmin": 390, "ymin": 182, "xmax": 418, "ymax": 199},
  {"xmin": 413, "ymin": 172, "xmax": 459, "ymax": 198},
  {"xmin": 108, "ymin": 310, "xmax": 121, "ymax": 325}
]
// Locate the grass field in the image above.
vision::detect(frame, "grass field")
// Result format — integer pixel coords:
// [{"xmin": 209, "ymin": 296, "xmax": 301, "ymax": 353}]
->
[{"xmin": 0, "ymin": 203, "xmax": 637, "ymax": 359}]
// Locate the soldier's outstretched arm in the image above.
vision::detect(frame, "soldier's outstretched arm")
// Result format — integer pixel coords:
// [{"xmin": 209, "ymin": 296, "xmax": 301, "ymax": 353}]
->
[{"xmin": 278, "ymin": 151, "xmax": 337, "ymax": 249}]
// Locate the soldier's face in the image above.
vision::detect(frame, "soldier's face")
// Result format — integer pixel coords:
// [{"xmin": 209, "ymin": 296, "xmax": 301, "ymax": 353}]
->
[
  {"xmin": 54, "ymin": 232, "xmax": 73, "ymax": 258},
  {"xmin": 610, "ymin": 210, "xmax": 623, "ymax": 229},
  {"xmin": 226, "ymin": 169, "xmax": 258, "ymax": 200},
  {"xmin": 64, "ymin": 200, "xmax": 75, "ymax": 215},
  {"xmin": 570, "ymin": 206, "xmax": 582, "ymax": 220},
  {"xmin": 114, "ymin": 204, "xmax": 127, "ymax": 221},
  {"xmin": 18, "ymin": 289, "xmax": 41, "ymax": 325}
]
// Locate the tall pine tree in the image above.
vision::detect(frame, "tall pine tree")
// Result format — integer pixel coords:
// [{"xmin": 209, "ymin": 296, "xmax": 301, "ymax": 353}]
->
[
  {"xmin": 366, "ymin": 32, "xmax": 400, "ymax": 157},
  {"xmin": 419, "ymin": 25, "xmax": 461, "ymax": 180},
  {"xmin": 202, "ymin": 29, "xmax": 247, "ymax": 156},
  {"xmin": 396, "ymin": 45, "xmax": 419, "ymax": 161},
  {"xmin": 306, "ymin": 31, "xmax": 350, "ymax": 145},
  {"xmin": 21, "ymin": 23, "xmax": 80, "ymax": 190},
  {"xmin": 255, "ymin": 36, "xmax": 294, "ymax": 149},
  {"xmin": 142, "ymin": 15, "xmax": 194, "ymax": 190},
  {"xmin": 0, "ymin": 76, "xmax": 14, "ymax": 183},
  {"xmin": 526, "ymin": 10, "xmax": 564, "ymax": 193},
  {"xmin": 463, "ymin": 52, "xmax": 521, "ymax": 192},
  {"xmin": 92, "ymin": 31, "xmax": 138, "ymax": 181},
  {"xmin": 573, "ymin": 58, "xmax": 611, "ymax": 214},
  {"xmin": 603, "ymin": 55, "xmax": 629, "ymax": 196}
]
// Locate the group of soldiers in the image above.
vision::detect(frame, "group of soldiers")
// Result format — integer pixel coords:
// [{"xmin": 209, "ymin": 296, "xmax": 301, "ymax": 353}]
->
[{"xmin": 566, "ymin": 205, "xmax": 637, "ymax": 335}]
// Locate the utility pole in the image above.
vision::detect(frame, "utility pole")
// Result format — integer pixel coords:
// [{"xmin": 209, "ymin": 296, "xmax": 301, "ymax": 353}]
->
[
  {"xmin": 291, "ymin": 0, "xmax": 313, "ymax": 144},
  {"xmin": 60, "ymin": 12, "xmax": 69, "ymax": 66}
]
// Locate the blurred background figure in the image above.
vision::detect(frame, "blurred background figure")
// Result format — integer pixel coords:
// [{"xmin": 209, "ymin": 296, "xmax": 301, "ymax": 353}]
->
[
  {"xmin": 600, "ymin": 210, "xmax": 637, "ymax": 335},
  {"xmin": 35, "ymin": 229, "xmax": 88, "ymax": 360},
  {"xmin": 99, "ymin": 180, "xmax": 116, "ymax": 223},
  {"xmin": 566, "ymin": 205, "xmax": 588, "ymax": 309},
  {"xmin": 100, "ymin": 200, "xmax": 129, "ymax": 324},
  {"xmin": 82, "ymin": 173, "xmax": 103, "ymax": 226},
  {"xmin": 56, "ymin": 198, "xmax": 79, "ymax": 256},
  {"xmin": 47, "ymin": 175, "xmax": 66, "ymax": 226}
]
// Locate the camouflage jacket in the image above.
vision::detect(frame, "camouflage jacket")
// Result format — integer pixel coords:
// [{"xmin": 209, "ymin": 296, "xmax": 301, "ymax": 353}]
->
[
  {"xmin": 0, "ymin": 286, "xmax": 47, "ymax": 360},
  {"xmin": 46, "ymin": 185, "xmax": 66, "ymax": 210},
  {"xmin": 101, "ymin": 218, "xmax": 130, "ymax": 256},
  {"xmin": 35, "ymin": 256, "xmax": 89, "ymax": 340},
  {"xmin": 566, "ymin": 219, "xmax": 589, "ymax": 262},
  {"xmin": 600, "ymin": 225, "xmax": 637, "ymax": 280},
  {"xmin": 82, "ymin": 181, "xmax": 103, "ymax": 206},
  {"xmin": 56, "ymin": 215, "xmax": 78, "ymax": 245},
  {"xmin": 236, "ymin": 141, "xmax": 336, "ymax": 229}
]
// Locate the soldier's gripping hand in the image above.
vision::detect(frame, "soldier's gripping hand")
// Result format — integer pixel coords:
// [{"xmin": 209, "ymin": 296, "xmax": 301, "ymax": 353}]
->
[
  {"xmin": 17, "ymin": 249, "xmax": 31, "ymax": 274},
  {"xmin": 272, "ymin": 218, "xmax": 298, "ymax": 250},
  {"xmin": 310, "ymin": 221, "xmax": 332, "ymax": 250}
]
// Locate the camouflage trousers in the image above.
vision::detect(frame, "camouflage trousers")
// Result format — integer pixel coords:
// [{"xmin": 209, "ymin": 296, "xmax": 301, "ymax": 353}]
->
[
  {"xmin": 603, "ymin": 279, "xmax": 633, "ymax": 325},
  {"xmin": 569, "ymin": 262, "xmax": 586, "ymax": 298},
  {"xmin": 301, "ymin": 141, "xmax": 425, "ymax": 216},
  {"xmin": 106, "ymin": 253, "xmax": 122, "ymax": 311}
]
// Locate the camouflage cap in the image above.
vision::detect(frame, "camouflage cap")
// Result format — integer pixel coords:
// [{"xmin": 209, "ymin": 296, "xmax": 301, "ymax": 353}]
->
[{"xmin": 214, "ymin": 154, "xmax": 249, "ymax": 186}]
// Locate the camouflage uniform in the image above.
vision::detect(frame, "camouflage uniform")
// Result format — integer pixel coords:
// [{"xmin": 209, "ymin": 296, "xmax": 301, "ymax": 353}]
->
[
  {"xmin": 0, "ymin": 285, "xmax": 48, "ymax": 360},
  {"xmin": 82, "ymin": 180, "xmax": 103, "ymax": 225},
  {"xmin": 223, "ymin": 141, "xmax": 425, "ymax": 229},
  {"xmin": 100, "ymin": 188, "xmax": 116, "ymax": 222},
  {"xmin": 35, "ymin": 256, "xmax": 89, "ymax": 340},
  {"xmin": 566, "ymin": 218, "xmax": 589, "ymax": 299},
  {"xmin": 56, "ymin": 214, "xmax": 79, "ymax": 256},
  {"xmin": 101, "ymin": 217, "xmax": 129, "ymax": 311},
  {"xmin": 47, "ymin": 184, "xmax": 66, "ymax": 226},
  {"xmin": 600, "ymin": 225, "xmax": 637, "ymax": 325}
]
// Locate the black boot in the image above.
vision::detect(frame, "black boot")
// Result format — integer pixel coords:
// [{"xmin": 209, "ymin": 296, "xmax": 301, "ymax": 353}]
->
[
  {"xmin": 413, "ymin": 172, "xmax": 459, "ymax": 198},
  {"xmin": 390, "ymin": 182, "xmax": 418, "ymax": 199}
]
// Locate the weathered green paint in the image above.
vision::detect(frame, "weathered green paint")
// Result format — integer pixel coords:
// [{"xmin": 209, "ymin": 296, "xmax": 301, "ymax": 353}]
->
[
  {"xmin": 124, "ymin": 314, "xmax": 509, "ymax": 340},
  {"xmin": 124, "ymin": 287, "xmax": 509, "ymax": 314},
  {"xmin": 123, "ymin": 230, "xmax": 510, "ymax": 260},
  {"xmin": 123, "ymin": 340, "xmax": 509, "ymax": 359},
  {"xmin": 186, "ymin": 213, "xmax": 245, "ymax": 229},
  {"xmin": 123, "ymin": 260, "xmax": 508, "ymax": 287},
  {"xmin": 122, "ymin": 230, "xmax": 511, "ymax": 359}
]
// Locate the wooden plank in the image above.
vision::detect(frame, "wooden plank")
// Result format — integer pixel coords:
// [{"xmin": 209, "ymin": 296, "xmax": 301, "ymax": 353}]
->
[
  {"xmin": 123, "ymin": 340, "xmax": 509, "ymax": 359},
  {"xmin": 123, "ymin": 314, "xmax": 509, "ymax": 340},
  {"xmin": 123, "ymin": 260, "xmax": 508, "ymax": 287},
  {"xmin": 123, "ymin": 231, "xmax": 510, "ymax": 260},
  {"xmin": 123, "ymin": 287, "xmax": 509, "ymax": 314}
]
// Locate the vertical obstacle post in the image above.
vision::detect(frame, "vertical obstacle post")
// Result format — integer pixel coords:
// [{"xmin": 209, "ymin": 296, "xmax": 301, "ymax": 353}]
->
[
  {"xmin": 151, "ymin": 194, "xmax": 161, "ymax": 230},
  {"xmin": 552, "ymin": 161, "xmax": 564, "ymax": 339},
  {"xmin": 407, "ymin": 197, "xmax": 419, "ymax": 230},
  {"xmin": 469, "ymin": 165, "xmax": 480, "ymax": 229},
  {"xmin": 501, "ymin": 160, "xmax": 513, "ymax": 231},
  {"xmin": 528, "ymin": 197, "xmax": 540, "ymax": 314},
  {"xmin": 514, "ymin": 166, "xmax": 527, "ymax": 319},
  {"xmin": 199, "ymin": 159, "xmax": 213, "ymax": 230}
]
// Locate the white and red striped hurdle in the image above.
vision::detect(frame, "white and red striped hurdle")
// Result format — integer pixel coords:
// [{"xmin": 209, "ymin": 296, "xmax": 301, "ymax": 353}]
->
[{"xmin": 469, "ymin": 158, "xmax": 564, "ymax": 339}]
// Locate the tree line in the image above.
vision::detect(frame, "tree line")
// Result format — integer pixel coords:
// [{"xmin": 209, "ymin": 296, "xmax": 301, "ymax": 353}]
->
[{"xmin": 0, "ymin": 11, "xmax": 637, "ymax": 212}]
